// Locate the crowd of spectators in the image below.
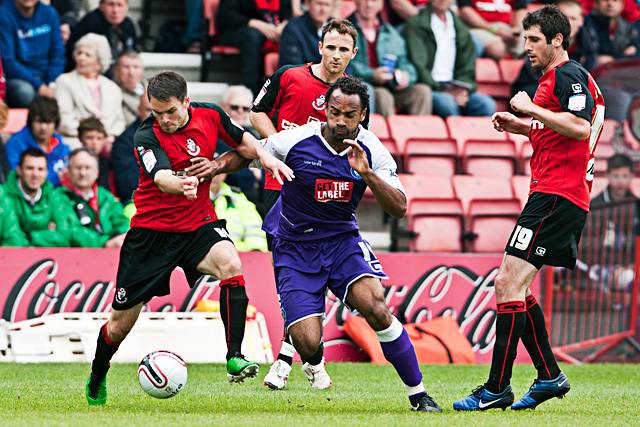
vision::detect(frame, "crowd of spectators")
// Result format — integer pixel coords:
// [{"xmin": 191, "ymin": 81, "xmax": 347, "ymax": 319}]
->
[{"xmin": 1, "ymin": 0, "xmax": 639, "ymax": 250}]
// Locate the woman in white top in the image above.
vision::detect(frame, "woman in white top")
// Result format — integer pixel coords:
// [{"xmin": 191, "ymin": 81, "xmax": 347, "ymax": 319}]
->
[{"xmin": 55, "ymin": 33, "xmax": 126, "ymax": 150}]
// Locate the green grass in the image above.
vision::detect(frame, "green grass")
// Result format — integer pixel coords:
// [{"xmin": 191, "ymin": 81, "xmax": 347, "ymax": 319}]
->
[{"xmin": 0, "ymin": 363, "xmax": 638, "ymax": 426}]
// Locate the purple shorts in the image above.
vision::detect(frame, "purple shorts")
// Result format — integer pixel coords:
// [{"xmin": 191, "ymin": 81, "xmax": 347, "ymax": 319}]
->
[{"xmin": 273, "ymin": 232, "xmax": 388, "ymax": 330}]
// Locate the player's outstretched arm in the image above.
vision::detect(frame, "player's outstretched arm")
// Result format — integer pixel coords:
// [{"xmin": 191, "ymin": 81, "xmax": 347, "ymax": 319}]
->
[
  {"xmin": 154, "ymin": 170, "xmax": 199, "ymax": 200},
  {"xmin": 187, "ymin": 152, "xmax": 251, "ymax": 179},
  {"xmin": 344, "ymin": 139, "xmax": 407, "ymax": 218},
  {"xmin": 510, "ymin": 91, "xmax": 591, "ymax": 140},
  {"xmin": 250, "ymin": 111, "xmax": 278, "ymax": 138},
  {"xmin": 236, "ymin": 132, "xmax": 294, "ymax": 184},
  {"xmin": 492, "ymin": 112, "xmax": 530, "ymax": 136}
]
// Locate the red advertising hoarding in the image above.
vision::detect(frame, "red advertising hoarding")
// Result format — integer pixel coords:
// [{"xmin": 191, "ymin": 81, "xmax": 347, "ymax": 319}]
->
[{"xmin": 0, "ymin": 249, "xmax": 538, "ymax": 363}]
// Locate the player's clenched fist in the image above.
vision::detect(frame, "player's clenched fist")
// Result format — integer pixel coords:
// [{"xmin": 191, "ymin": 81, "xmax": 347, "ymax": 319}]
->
[
  {"xmin": 510, "ymin": 91, "xmax": 534, "ymax": 115},
  {"xmin": 181, "ymin": 176, "xmax": 199, "ymax": 200}
]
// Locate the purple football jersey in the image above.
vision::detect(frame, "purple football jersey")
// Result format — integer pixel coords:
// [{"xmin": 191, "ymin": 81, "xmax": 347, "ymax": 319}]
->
[{"xmin": 262, "ymin": 122, "xmax": 404, "ymax": 241}]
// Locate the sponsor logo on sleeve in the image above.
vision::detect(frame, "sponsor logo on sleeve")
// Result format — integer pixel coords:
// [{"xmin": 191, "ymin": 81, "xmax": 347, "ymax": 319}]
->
[
  {"xmin": 142, "ymin": 149, "xmax": 157, "ymax": 172},
  {"xmin": 568, "ymin": 94, "xmax": 586, "ymax": 111},
  {"xmin": 571, "ymin": 83, "xmax": 583, "ymax": 93},
  {"xmin": 314, "ymin": 179, "xmax": 354, "ymax": 203}
]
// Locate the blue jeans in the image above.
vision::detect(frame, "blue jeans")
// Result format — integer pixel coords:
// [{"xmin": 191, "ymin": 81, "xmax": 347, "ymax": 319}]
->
[
  {"xmin": 6, "ymin": 79, "xmax": 37, "ymax": 108},
  {"xmin": 183, "ymin": 0, "xmax": 204, "ymax": 45},
  {"xmin": 432, "ymin": 91, "xmax": 496, "ymax": 118}
]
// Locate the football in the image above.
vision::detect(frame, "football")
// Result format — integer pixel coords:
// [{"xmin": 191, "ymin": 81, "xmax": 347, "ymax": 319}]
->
[{"xmin": 137, "ymin": 350, "xmax": 188, "ymax": 399}]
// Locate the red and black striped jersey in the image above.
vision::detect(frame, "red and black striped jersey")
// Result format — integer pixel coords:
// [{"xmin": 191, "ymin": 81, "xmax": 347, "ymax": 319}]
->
[
  {"xmin": 131, "ymin": 102, "xmax": 244, "ymax": 232},
  {"xmin": 252, "ymin": 63, "xmax": 339, "ymax": 190},
  {"xmin": 528, "ymin": 60, "xmax": 605, "ymax": 212}
]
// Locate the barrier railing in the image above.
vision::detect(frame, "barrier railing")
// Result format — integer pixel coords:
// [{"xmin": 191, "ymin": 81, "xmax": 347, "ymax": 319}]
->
[{"xmin": 544, "ymin": 198, "xmax": 640, "ymax": 363}]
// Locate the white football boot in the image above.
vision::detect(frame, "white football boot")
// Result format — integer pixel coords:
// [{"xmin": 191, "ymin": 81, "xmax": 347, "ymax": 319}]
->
[
  {"xmin": 263, "ymin": 359, "xmax": 292, "ymax": 390},
  {"xmin": 302, "ymin": 358, "xmax": 332, "ymax": 390}
]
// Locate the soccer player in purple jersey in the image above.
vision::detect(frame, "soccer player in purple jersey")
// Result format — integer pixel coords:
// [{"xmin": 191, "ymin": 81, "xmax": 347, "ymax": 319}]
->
[{"xmin": 208, "ymin": 76, "xmax": 441, "ymax": 412}]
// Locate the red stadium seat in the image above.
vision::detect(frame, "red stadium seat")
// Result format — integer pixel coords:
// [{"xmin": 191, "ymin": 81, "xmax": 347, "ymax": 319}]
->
[
  {"xmin": 447, "ymin": 116, "xmax": 516, "ymax": 177},
  {"xmin": 389, "ymin": 115, "xmax": 458, "ymax": 176},
  {"xmin": 599, "ymin": 119, "xmax": 621, "ymax": 146},
  {"xmin": 401, "ymin": 175, "xmax": 464, "ymax": 252},
  {"xmin": 369, "ymin": 113, "xmax": 398, "ymax": 155},
  {"xmin": 453, "ymin": 175, "xmax": 515, "ymax": 213},
  {"xmin": 499, "ymin": 59, "xmax": 524, "ymax": 84},
  {"xmin": 1, "ymin": 108, "xmax": 28, "ymax": 134},
  {"xmin": 475, "ymin": 58, "xmax": 510, "ymax": 98},
  {"xmin": 595, "ymin": 143, "xmax": 615, "ymax": 176},
  {"xmin": 201, "ymin": 0, "xmax": 241, "ymax": 81},
  {"xmin": 512, "ymin": 175, "xmax": 531, "ymax": 208},
  {"xmin": 519, "ymin": 141, "xmax": 533, "ymax": 176},
  {"xmin": 468, "ymin": 199, "xmax": 521, "ymax": 252}
]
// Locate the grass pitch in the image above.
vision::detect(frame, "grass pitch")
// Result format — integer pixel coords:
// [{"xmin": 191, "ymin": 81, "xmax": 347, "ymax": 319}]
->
[{"xmin": 0, "ymin": 363, "xmax": 638, "ymax": 426}]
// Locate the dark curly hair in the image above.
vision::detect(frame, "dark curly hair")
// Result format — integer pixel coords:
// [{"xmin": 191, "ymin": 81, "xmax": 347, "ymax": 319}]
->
[
  {"xmin": 325, "ymin": 76, "xmax": 370, "ymax": 127},
  {"xmin": 522, "ymin": 5, "xmax": 571, "ymax": 50}
]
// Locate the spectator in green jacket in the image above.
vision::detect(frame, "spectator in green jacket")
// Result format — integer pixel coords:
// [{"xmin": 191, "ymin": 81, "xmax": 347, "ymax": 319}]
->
[
  {"xmin": 58, "ymin": 147, "xmax": 129, "ymax": 248},
  {"xmin": 347, "ymin": 0, "xmax": 432, "ymax": 116},
  {"xmin": 209, "ymin": 172, "xmax": 268, "ymax": 252},
  {"xmin": 0, "ymin": 185, "xmax": 29, "ymax": 246},
  {"xmin": 404, "ymin": 0, "xmax": 496, "ymax": 118},
  {"xmin": 4, "ymin": 148, "xmax": 75, "ymax": 246}
]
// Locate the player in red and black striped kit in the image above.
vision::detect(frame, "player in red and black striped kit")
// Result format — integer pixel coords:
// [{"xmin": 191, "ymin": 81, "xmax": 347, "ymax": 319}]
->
[
  {"xmin": 455, "ymin": 6, "xmax": 605, "ymax": 411},
  {"xmin": 85, "ymin": 71, "xmax": 293, "ymax": 405},
  {"xmin": 250, "ymin": 19, "xmax": 358, "ymax": 390}
]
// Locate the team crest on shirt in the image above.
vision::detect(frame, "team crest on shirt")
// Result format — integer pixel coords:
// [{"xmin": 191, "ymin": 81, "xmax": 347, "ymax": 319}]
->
[
  {"xmin": 350, "ymin": 168, "xmax": 362, "ymax": 180},
  {"xmin": 312, "ymin": 94, "xmax": 326, "ymax": 111},
  {"xmin": 186, "ymin": 138, "xmax": 201, "ymax": 156},
  {"xmin": 115, "ymin": 288, "xmax": 127, "ymax": 304}
]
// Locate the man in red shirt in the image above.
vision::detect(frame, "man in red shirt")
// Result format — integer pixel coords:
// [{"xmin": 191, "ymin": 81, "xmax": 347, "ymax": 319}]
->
[
  {"xmin": 250, "ymin": 18, "xmax": 358, "ymax": 390},
  {"xmin": 455, "ymin": 6, "xmax": 605, "ymax": 411},
  {"xmin": 84, "ymin": 71, "xmax": 293, "ymax": 406}
]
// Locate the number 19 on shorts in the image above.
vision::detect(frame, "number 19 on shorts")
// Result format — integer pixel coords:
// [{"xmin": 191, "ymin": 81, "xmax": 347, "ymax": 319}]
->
[{"xmin": 509, "ymin": 225, "xmax": 533, "ymax": 251}]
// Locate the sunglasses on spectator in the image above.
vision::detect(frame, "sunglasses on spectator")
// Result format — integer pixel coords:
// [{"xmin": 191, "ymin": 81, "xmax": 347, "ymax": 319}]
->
[{"xmin": 230, "ymin": 105, "xmax": 251, "ymax": 112}]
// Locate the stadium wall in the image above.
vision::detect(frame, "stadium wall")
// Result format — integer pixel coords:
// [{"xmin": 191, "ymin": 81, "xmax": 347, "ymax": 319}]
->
[{"xmin": 0, "ymin": 249, "xmax": 538, "ymax": 364}]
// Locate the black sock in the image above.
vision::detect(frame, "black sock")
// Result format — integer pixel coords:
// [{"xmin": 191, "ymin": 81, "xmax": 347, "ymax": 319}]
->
[
  {"xmin": 486, "ymin": 301, "xmax": 526, "ymax": 393},
  {"xmin": 277, "ymin": 333, "xmax": 294, "ymax": 365},
  {"xmin": 91, "ymin": 323, "xmax": 120, "ymax": 381},
  {"xmin": 521, "ymin": 295, "xmax": 561, "ymax": 380},
  {"xmin": 301, "ymin": 342, "xmax": 324, "ymax": 366},
  {"xmin": 219, "ymin": 275, "xmax": 248, "ymax": 361}
]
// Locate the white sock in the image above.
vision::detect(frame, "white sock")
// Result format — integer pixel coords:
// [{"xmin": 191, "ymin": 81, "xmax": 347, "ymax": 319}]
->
[
  {"xmin": 279, "ymin": 341, "xmax": 295, "ymax": 358},
  {"xmin": 406, "ymin": 383, "xmax": 426, "ymax": 397},
  {"xmin": 375, "ymin": 316, "xmax": 403, "ymax": 343}
]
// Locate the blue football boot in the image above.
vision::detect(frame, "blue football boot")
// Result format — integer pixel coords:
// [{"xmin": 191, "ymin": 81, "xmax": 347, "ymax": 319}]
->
[
  {"xmin": 453, "ymin": 385, "xmax": 514, "ymax": 411},
  {"xmin": 511, "ymin": 372, "xmax": 570, "ymax": 410}
]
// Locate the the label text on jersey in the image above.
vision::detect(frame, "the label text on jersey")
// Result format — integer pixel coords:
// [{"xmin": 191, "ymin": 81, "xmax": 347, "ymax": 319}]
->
[{"xmin": 314, "ymin": 179, "xmax": 354, "ymax": 203}]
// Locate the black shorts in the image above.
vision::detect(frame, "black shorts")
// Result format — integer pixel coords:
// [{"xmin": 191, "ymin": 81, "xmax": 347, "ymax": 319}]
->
[
  {"xmin": 505, "ymin": 192, "xmax": 587, "ymax": 270},
  {"xmin": 112, "ymin": 220, "xmax": 233, "ymax": 310},
  {"xmin": 263, "ymin": 189, "xmax": 280, "ymax": 251}
]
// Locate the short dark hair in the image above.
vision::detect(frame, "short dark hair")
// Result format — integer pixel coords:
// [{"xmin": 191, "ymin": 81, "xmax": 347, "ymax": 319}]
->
[
  {"xmin": 27, "ymin": 96, "xmax": 60, "ymax": 129},
  {"xmin": 147, "ymin": 71, "xmax": 188, "ymax": 102},
  {"xmin": 19, "ymin": 147, "xmax": 47, "ymax": 167},
  {"xmin": 522, "ymin": 5, "xmax": 571, "ymax": 50},
  {"xmin": 607, "ymin": 153, "xmax": 633, "ymax": 172},
  {"xmin": 117, "ymin": 49, "xmax": 141, "ymax": 64},
  {"xmin": 325, "ymin": 76, "xmax": 370, "ymax": 126},
  {"xmin": 78, "ymin": 116, "xmax": 107, "ymax": 139},
  {"xmin": 69, "ymin": 147, "xmax": 100, "ymax": 163},
  {"xmin": 320, "ymin": 19, "xmax": 358, "ymax": 49}
]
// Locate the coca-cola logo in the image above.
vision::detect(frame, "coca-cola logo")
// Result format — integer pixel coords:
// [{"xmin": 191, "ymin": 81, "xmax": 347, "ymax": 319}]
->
[
  {"xmin": 322, "ymin": 265, "xmax": 499, "ymax": 355},
  {"xmin": 1, "ymin": 259, "xmax": 222, "ymax": 323}
]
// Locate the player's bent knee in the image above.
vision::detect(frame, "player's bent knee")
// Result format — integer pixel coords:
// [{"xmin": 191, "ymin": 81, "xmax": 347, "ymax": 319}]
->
[{"xmin": 218, "ymin": 254, "xmax": 243, "ymax": 278}]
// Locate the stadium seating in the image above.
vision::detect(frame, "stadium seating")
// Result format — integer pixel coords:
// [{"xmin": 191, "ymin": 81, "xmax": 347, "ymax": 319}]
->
[
  {"xmin": 201, "ymin": 0, "xmax": 241, "ymax": 82},
  {"xmin": 1, "ymin": 109, "xmax": 28, "ymax": 134},
  {"xmin": 401, "ymin": 174, "xmax": 464, "ymax": 252},
  {"xmin": 453, "ymin": 175, "xmax": 520, "ymax": 252},
  {"xmin": 475, "ymin": 58, "xmax": 510, "ymax": 99},
  {"xmin": 512, "ymin": 175, "xmax": 531, "ymax": 208},
  {"xmin": 389, "ymin": 115, "xmax": 457, "ymax": 176},
  {"xmin": 499, "ymin": 59, "xmax": 524, "ymax": 85},
  {"xmin": 369, "ymin": 113, "xmax": 398, "ymax": 156},
  {"xmin": 447, "ymin": 116, "xmax": 516, "ymax": 177}
]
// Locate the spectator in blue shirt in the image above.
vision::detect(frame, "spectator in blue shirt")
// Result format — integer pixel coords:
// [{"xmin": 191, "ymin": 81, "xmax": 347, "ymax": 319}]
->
[
  {"xmin": 5, "ymin": 96, "xmax": 70, "ymax": 186},
  {"xmin": 0, "ymin": 0, "xmax": 65, "ymax": 107},
  {"xmin": 279, "ymin": 0, "xmax": 334, "ymax": 67}
]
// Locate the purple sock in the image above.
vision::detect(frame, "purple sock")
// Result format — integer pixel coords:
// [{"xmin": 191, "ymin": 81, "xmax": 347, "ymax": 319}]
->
[{"xmin": 377, "ymin": 317, "xmax": 424, "ymax": 396}]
